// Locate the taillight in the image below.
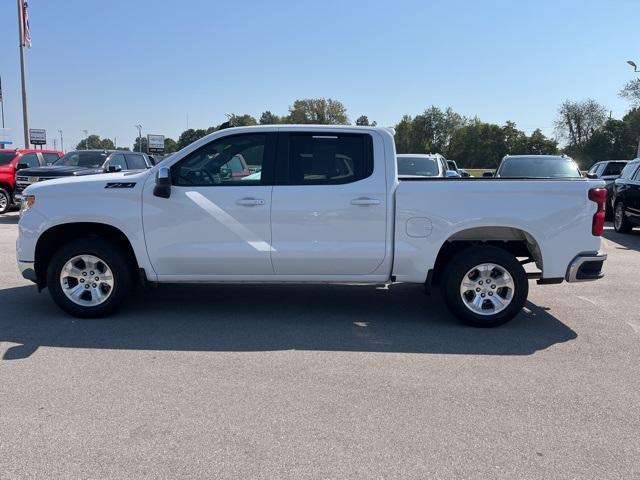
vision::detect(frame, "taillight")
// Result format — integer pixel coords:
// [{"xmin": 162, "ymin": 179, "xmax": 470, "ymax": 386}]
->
[{"xmin": 588, "ymin": 187, "xmax": 607, "ymax": 236}]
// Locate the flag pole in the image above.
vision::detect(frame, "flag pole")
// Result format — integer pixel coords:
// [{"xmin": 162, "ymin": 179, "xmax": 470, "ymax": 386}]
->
[
  {"xmin": 0, "ymin": 75, "xmax": 5, "ymax": 129},
  {"xmin": 17, "ymin": 0, "xmax": 29, "ymax": 148}
]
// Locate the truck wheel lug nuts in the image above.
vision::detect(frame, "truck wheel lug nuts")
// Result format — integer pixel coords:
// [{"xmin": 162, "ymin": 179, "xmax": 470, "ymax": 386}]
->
[
  {"xmin": 92, "ymin": 283, "xmax": 97, "ymax": 288},
  {"xmin": 491, "ymin": 285, "xmax": 496, "ymax": 289},
  {"xmin": 476, "ymin": 288, "xmax": 481, "ymax": 292},
  {"xmin": 481, "ymin": 293, "xmax": 485, "ymax": 297},
  {"xmin": 85, "ymin": 285, "xmax": 90, "ymax": 289},
  {"xmin": 82, "ymin": 272, "xmax": 87, "ymax": 276},
  {"xmin": 80, "ymin": 279, "xmax": 84, "ymax": 283},
  {"xmin": 488, "ymin": 292, "xmax": 493, "ymax": 296}
]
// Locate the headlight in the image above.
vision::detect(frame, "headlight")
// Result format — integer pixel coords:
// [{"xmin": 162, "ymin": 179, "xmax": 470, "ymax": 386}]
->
[{"xmin": 20, "ymin": 195, "xmax": 36, "ymax": 214}]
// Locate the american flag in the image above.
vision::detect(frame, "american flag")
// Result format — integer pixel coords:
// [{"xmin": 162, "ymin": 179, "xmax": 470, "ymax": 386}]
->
[{"xmin": 22, "ymin": 1, "xmax": 31, "ymax": 48}]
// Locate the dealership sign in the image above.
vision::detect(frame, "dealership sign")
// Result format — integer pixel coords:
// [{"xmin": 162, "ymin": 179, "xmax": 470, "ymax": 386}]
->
[
  {"xmin": 29, "ymin": 128, "xmax": 46, "ymax": 145},
  {"xmin": 147, "ymin": 134, "xmax": 165, "ymax": 154}
]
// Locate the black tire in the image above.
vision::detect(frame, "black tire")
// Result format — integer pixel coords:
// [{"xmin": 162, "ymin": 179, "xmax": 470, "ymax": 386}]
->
[
  {"xmin": 613, "ymin": 202, "xmax": 633, "ymax": 234},
  {"xmin": 46, "ymin": 237, "xmax": 132, "ymax": 318},
  {"xmin": 441, "ymin": 245, "xmax": 528, "ymax": 327},
  {"xmin": 0, "ymin": 188, "xmax": 11, "ymax": 214}
]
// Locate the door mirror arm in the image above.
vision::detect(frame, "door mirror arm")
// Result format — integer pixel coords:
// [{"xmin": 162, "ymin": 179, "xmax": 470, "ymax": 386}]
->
[{"xmin": 154, "ymin": 167, "xmax": 171, "ymax": 198}]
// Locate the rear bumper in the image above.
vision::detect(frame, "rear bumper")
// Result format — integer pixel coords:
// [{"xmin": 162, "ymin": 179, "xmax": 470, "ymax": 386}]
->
[{"xmin": 565, "ymin": 251, "xmax": 607, "ymax": 282}]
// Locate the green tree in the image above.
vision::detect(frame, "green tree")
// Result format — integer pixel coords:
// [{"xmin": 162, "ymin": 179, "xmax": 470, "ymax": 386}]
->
[
  {"xmin": 619, "ymin": 78, "xmax": 640, "ymax": 107},
  {"xmin": 525, "ymin": 129, "xmax": 558, "ymax": 155},
  {"xmin": 132, "ymin": 136, "xmax": 148, "ymax": 153},
  {"xmin": 355, "ymin": 115, "xmax": 376, "ymax": 126},
  {"xmin": 447, "ymin": 120, "xmax": 508, "ymax": 168},
  {"xmin": 288, "ymin": 98, "xmax": 348, "ymax": 124},
  {"xmin": 75, "ymin": 134, "xmax": 115, "ymax": 150},
  {"xmin": 554, "ymin": 99, "xmax": 607, "ymax": 150},
  {"xmin": 164, "ymin": 137, "xmax": 177, "ymax": 153},
  {"xmin": 259, "ymin": 111, "xmax": 284, "ymax": 125},
  {"xmin": 176, "ymin": 128, "xmax": 207, "ymax": 150},
  {"xmin": 228, "ymin": 114, "xmax": 258, "ymax": 127}
]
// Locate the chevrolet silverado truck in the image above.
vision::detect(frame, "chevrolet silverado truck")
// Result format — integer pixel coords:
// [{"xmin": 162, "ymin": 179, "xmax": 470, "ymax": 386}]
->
[{"xmin": 16, "ymin": 126, "xmax": 607, "ymax": 327}]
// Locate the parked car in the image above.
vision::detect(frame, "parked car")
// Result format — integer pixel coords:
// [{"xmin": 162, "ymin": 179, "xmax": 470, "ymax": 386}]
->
[
  {"xmin": 447, "ymin": 159, "xmax": 471, "ymax": 177},
  {"xmin": 397, "ymin": 154, "xmax": 455, "ymax": 177},
  {"xmin": 0, "ymin": 148, "xmax": 63, "ymax": 214},
  {"xmin": 17, "ymin": 126, "xmax": 607, "ymax": 327},
  {"xmin": 611, "ymin": 158, "xmax": 640, "ymax": 233},
  {"xmin": 14, "ymin": 150, "xmax": 151, "ymax": 203},
  {"xmin": 586, "ymin": 160, "xmax": 628, "ymax": 219},
  {"xmin": 491, "ymin": 155, "xmax": 582, "ymax": 178}
]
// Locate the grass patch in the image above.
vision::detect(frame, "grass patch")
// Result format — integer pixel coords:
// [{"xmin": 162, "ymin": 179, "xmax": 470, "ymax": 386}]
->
[{"xmin": 465, "ymin": 168, "xmax": 493, "ymax": 177}]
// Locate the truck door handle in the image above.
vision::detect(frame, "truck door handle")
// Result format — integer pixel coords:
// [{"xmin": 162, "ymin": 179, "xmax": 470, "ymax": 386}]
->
[
  {"xmin": 236, "ymin": 197, "xmax": 265, "ymax": 206},
  {"xmin": 351, "ymin": 197, "xmax": 381, "ymax": 206}
]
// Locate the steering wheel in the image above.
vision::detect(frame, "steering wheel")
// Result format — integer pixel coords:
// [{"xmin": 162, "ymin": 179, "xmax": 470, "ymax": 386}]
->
[{"xmin": 179, "ymin": 169, "xmax": 215, "ymax": 185}]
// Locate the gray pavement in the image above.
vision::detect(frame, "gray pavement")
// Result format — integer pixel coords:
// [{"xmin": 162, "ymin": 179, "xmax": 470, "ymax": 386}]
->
[{"xmin": 0, "ymin": 211, "xmax": 639, "ymax": 479}]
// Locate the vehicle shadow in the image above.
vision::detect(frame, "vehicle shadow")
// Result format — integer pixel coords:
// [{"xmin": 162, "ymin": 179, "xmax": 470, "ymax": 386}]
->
[
  {"xmin": 0, "ymin": 283, "xmax": 577, "ymax": 360},
  {"xmin": 603, "ymin": 225, "xmax": 640, "ymax": 252}
]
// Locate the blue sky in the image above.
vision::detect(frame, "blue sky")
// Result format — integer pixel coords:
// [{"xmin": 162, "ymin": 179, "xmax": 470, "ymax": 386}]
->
[{"xmin": 0, "ymin": 0, "xmax": 638, "ymax": 150}]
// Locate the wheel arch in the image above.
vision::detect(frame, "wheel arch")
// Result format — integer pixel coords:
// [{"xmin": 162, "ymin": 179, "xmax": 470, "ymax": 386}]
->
[
  {"xmin": 34, "ymin": 222, "xmax": 140, "ymax": 288},
  {"xmin": 430, "ymin": 226, "xmax": 542, "ymax": 286}
]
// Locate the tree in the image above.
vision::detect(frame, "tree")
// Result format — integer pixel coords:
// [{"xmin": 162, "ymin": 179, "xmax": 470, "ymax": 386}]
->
[
  {"xmin": 259, "ymin": 111, "xmax": 284, "ymax": 125},
  {"xmin": 525, "ymin": 129, "xmax": 558, "ymax": 155},
  {"xmin": 288, "ymin": 98, "xmax": 348, "ymax": 124},
  {"xmin": 228, "ymin": 114, "xmax": 258, "ymax": 127},
  {"xmin": 176, "ymin": 128, "xmax": 207, "ymax": 150},
  {"xmin": 75, "ymin": 134, "xmax": 115, "ymax": 150},
  {"xmin": 355, "ymin": 115, "xmax": 376, "ymax": 126},
  {"xmin": 554, "ymin": 99, "xmax": 607, "ymax": 151},
  {"xmin": 164, "ymin": 137, "xmax": 177, "ymax": 153},
  {"xmin": 619, "ymin": 78, "xmax": 640, "ymax": 107},
  {"xmin": 132, "ymin": 136, "xmax": 148, "ymax": 153},
  {"xmin": 392, "ymin": 106, "xmax": 466, "ymax": 154},
  {"xmin": 447, "ymin": 120, "xmax": 508, "ymax": 168}
]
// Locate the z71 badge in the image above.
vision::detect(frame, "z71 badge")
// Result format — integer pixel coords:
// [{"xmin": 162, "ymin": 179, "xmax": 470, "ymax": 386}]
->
[{"xmin": 105, "ymin": 182, "xmax": 136, "ymax": 189}]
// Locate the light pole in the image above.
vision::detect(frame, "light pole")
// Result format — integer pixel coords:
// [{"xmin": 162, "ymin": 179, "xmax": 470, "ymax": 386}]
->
[
  {"xmin": 135, "ymin": 124, "xmax": 142, "ymax": 152},
  {"xmin": 82, "ymin": 129, "xmax": 88, "ymax": 150},
  {"xmin": 58, "ymin": 129, "xmax": 64, "ymax": 152},
  {"xmin": 626, "ymin": 60, "xmax": 640, "ymax": 157}
]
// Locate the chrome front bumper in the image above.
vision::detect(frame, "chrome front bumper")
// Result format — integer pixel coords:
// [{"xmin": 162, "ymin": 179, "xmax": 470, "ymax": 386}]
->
[{"xmin": 565, "ymin": 251, "xmax": 607, "ymax": 282}]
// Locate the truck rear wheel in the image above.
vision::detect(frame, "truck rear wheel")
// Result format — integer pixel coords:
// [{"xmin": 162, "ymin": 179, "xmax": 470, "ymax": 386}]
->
[
  {"xmin": 614, "ymin": 202, "xmax": 633, "ymax": 233},
  {"xmin": 442, "ymin": 246, "xmax": 528, "ymax": 327},
  {"xmin": 46, "ymin": 238, "xmax": 132, "ymax": 318}
]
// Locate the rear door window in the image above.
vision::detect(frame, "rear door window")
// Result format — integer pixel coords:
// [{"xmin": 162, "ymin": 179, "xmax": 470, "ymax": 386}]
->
[
  {"xmin": 124, "ymin": 153, "xmax": 147, "ymax": 170},
  {"xmin": 602, "ymin": 162, "xmax": 626, "ymax": 176},
  {"xmin": 282, "ymin": 133, "xmax": 373, "ymax": 185}
]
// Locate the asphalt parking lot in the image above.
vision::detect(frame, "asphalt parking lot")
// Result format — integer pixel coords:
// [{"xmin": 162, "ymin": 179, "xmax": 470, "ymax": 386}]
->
[{"xmin": 0, "ymin": 211, "xmax": 639, "ymax": 479}]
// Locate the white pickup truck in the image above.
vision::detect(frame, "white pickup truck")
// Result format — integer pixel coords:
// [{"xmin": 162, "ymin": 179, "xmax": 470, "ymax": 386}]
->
[{"xmin": 16, "ymin": 126, "xmax": 607, "ymax": 327}]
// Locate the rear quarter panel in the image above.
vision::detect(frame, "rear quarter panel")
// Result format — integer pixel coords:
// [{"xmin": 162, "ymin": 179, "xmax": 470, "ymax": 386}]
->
[{"xmin": 393, "ymin": 179, "xmax": 604, "ymax": 282}]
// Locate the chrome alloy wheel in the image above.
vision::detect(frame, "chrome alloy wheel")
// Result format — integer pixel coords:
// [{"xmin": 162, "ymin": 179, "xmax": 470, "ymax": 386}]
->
[
  {"xmin": 614, "ymin": 203, "xmax": 624, "ymax": 231},
  {"xmin": 0, "ymin": 191, "xmax": 8, "ymax": 211},
  {"xmin": 459, "ymin": 263, "xmax": 514, "ymax": 316},
  {"xmin": 59, "ymin": 254, "xmax": 114, "ymax": 307}
]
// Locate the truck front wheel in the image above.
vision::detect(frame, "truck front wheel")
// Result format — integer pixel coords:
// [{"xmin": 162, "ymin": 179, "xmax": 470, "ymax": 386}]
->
[
  {"xmin": 442, "ymin": 246, "xmax": 528, "ymax": 327},
  {"xmin": 47, "ymin": 238, "xmax": 132, "ymax": 318}
]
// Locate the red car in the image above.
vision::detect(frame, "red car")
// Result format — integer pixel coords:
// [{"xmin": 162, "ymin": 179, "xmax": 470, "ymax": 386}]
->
[{"xmin": 0, "ymin": 148, "xmax": 63, "ymax": 214}]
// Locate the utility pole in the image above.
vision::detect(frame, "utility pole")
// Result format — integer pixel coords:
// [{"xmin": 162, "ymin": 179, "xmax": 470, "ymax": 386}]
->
[
  {"xmin": 16, "ymin": 0, "xmax": 29, "ymax": 148},
  {"xmin": 53, "ymin": 138, "xmax": 56, "ymax": 150},
  {"xmin": 82, "ymin": 129, "xmax": 88, "ymax": 150},
  {"xmin": 135, "ymin": 124, "xmax": 142, "ymax": 152},
  {"xmin": 58, "ymin": 129, "xmax": 63, "ymax": 152}
]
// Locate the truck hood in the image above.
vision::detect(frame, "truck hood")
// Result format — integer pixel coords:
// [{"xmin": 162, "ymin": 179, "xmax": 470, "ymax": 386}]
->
[
  {"xmin": 18, "ymin": 165, "xmax": 104, "ymax": 177},
  {"xmin": 24, "ymin": 170, "xmax": 152, "ymax": 195}
]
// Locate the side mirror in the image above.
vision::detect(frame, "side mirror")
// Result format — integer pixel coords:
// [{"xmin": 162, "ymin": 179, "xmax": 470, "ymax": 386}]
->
[
  {"xmin": 106, "ymin": 165, "xmax": 122, "ymax": 173},
  {"xmin": 482, "ymin": 171, "xmax": 494, "ymax": 178},
  {"xmin": 154, "ymin": 166, "xmax": 171, "ymax": 198},
  {"xmin": 586, "ymin": 173, "xmax": 597, "ymax": 179},
  {"xmin": 445, "ymin": 170, "xmax": 461, "ymax": 178},
  {"xmin": 16, "ymin": 163, "xmax": 29, "ymax": 171}
]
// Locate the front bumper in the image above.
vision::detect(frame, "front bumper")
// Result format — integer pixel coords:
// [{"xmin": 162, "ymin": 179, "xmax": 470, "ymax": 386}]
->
[{"xmin": 565, "ymin": 251, "xmax": 607, "ymax": 282}]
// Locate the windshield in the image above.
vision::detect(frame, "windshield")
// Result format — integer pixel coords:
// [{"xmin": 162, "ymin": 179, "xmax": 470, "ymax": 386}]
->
[
  {"xmin": 397, "ymin": 156, "xmax": 439, "ymax": 176},
  {"xmin": 0, "ymin": 152, "xmax": 17, "ymax": 166},
  {"xmin": 498, "ymin": 157, "xmax": 581, "ymax": 178},
  {"xmin": 54, "ymin": 151, "xmax": 108, "ymax": 168}
]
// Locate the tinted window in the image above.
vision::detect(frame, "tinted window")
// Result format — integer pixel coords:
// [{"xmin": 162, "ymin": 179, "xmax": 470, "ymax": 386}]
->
[
  {"xmin": 172, "ymin": 134, "xmax": 266, "ymax": 186},
  {"xmin": 54, "ymin": 151, "xmax": 108, "ymax": 168},
  {"xmin": 43, "ymin": 153, "xmax": 60, "ymax": 164},
  {"xmin": 125, "ymin": 153, "xmax": 147, "ymax": 170},
  {"xmin": 602, "ymin": 162, "xmax": 626, "ymax": 176},
  {"xmin": 619, "ymin": 162, "xmax": 639, "ymax": 179},
  {"xmin": 108, "ymin": 154, "xmax": 127, "ymax": 170},
  {"xmin": 286, "ymin": 134, "xmax": 372, "ymax": 185},
  {"xmin": 498, "ymin": 157, "xmax": 581, "ymax": 178},
  {"xmin": 21, "ymin": 153, "xmax": 40, "ymax": 168},
  {"xmin": 0, "ymin": 152, "xmax": 17, "ymax": 166},
  {"xmin": 397, "ymin": 156, "xmax": 439, "ymax": 176}
]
